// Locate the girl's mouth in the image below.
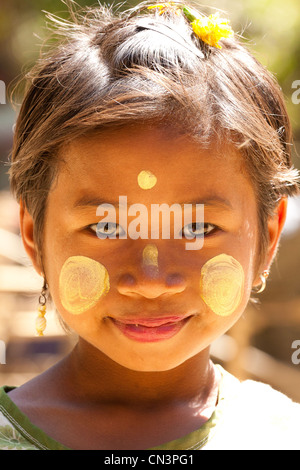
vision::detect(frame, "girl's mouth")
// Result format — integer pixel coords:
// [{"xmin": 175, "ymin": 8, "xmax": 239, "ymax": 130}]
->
[{"xmin": 109, "ymin": 315, "xmax": 192, "ymax": 342}]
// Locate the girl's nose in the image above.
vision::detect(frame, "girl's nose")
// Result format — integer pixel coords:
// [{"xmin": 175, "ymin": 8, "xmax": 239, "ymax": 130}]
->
[
  {"xmin": 117, "ymin": 271, "xmax": 187, "ymax": 299},
  {"xmin": 117, "ymin": 244, "xmax": 187, "ymax": 299}
]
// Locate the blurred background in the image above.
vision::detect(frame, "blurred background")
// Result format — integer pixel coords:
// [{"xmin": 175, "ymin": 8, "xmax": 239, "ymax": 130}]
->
[{"xmin": 0, "ymin": 0, "xmax": 300, "ymax": 400}]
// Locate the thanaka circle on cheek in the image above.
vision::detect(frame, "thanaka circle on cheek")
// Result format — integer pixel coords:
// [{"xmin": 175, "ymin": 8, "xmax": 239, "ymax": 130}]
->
[
  {"xmin": 137, "ymin": 170, "xmax": 157, "ymax": 190},
  {"xmin": 200, "ymin": 254, "xmax": 244, "ymax": 317},
  {"xmin": 59, "ymin": 256, "xmax": 110, "ymax": 315}
]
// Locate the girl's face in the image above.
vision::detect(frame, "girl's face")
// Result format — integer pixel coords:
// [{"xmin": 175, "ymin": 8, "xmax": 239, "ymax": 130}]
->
[{"xmin": 41, "ymin": 125, "xmax": 261, "ymax": 371}]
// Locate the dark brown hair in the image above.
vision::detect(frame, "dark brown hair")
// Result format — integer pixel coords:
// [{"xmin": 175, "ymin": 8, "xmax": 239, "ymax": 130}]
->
[{"xmin": 9, "ymin": 1, "xmax": 300, "ymax": 273}]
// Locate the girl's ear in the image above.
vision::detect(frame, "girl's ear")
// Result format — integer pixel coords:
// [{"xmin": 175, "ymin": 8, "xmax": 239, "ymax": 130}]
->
[
  {"xmin": 253, "ymin": 197, "xmax": 288, "ymax": 286},
  {"xmin": 266, "ymin": 197, "xmax": 288, "ymax": 266},
  {"xmin": 20, "ymin": 200, "xmax": 43, "ymax": 276}
]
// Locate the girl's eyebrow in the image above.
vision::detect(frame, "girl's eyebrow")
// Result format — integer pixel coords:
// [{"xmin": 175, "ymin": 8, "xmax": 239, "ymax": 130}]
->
[
  {"xmin": 183, "ymin": 197, "xmax": 234, "ymax": 210},
  {"xmin": 73, "ymin": 196, "xmax": 124, "ymax": 208},
  {"xmin": 73, "ymin": 195, "xmax": 234, "ymax": 211}
]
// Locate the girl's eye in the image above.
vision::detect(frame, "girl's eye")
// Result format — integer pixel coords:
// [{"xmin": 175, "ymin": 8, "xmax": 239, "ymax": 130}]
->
[
  {"xmin": 89, "ymin": 222, "xmax": 126, "ymax": 239},
  {"xmin": 181, "ymin": 222, "xmax": 217, "ymax": 239}
]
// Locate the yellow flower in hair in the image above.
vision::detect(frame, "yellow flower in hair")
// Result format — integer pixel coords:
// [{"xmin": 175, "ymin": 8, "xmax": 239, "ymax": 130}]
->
[
  {"xmin": 191, "ymin": 13, "xmax": 234, "ymax": 49},
  {"xmin": 147, "ymin": 4, "xmax": 234, "ymax": 49},
  {"xmin": 147, "ymin": 3, "xmax": 181, "ymax": 16},
  {"xmin": 147, "ymin": 2, "xmax": 173, "ymax": 9}
]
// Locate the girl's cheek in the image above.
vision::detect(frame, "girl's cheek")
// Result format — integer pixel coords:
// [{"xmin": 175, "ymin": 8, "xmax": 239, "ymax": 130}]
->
[
  {"xmin": 199, "ymin": 254, "xmax": 245, "ymax": 317},
  {"xmin": 59, "ymin": 256, "xmax": 110, "ymax": 315},
  {"xmin": 58, "ymin": 245, "xmax": 244, "ymax": 319}
]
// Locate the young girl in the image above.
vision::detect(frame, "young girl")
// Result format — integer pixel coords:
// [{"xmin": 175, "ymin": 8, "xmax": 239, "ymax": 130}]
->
[{"xmin": 1, "ymin": 1, "xmax": 299, "ymax": 450}]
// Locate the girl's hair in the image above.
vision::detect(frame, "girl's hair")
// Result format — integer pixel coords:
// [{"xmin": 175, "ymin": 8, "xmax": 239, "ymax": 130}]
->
[{"xmin": 9, "ymin": 1, "xmax": 300, "ymax": 272}]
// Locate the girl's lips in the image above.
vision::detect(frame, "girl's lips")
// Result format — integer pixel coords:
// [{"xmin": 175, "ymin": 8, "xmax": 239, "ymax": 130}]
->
[{"xmin": 109, "ymin": 315, "xmax": 192, "ymax": 342}]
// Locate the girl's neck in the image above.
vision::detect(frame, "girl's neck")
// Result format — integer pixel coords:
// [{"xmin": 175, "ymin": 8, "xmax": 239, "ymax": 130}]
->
[{"xmin": 57, "ymin": 340, "xmax": 219, "ymax": 410}]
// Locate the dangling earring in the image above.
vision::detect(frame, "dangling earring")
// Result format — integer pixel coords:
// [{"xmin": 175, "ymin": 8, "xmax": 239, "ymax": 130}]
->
[
  {"xmin": 252, "ymin": 270, "xmax": 270, "ymax": 294},
  {"xmin": 36, "ymin": 279, "xmax": 48, "ymax": 336}
]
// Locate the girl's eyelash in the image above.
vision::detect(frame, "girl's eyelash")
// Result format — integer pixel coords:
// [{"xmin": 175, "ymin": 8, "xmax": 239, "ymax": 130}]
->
[
  {"xmin": 86, "ymin": 222, "xmax": 220, "ymax": 239},
  {"xmin": 180, "ymin": 222, "xmax": 219, "ymax": 238},
  {"xmin": 88, "ymin": 222, "xmax": 125, "ymax": 238}
]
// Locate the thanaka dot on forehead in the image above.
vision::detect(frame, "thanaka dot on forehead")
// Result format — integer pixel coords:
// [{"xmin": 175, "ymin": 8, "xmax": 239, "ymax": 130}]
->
[{"xmin": 137, "ymin": 170, "xmax": 157, "ymax": 190}]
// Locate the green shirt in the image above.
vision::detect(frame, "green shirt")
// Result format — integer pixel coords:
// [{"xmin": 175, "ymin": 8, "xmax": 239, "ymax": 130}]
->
[{"xmin": 0, "ymin": 366, "xmax": 299, "ymax": 450}]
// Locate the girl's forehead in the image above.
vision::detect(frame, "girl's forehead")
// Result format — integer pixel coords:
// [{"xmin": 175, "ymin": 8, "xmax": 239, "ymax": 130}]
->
[
  {"xmin": 59, "ymin": 125, "xmax": 244, "ymax": 178},
  {"xmin": 54, "ymin": 126, "xmax": 253, "ymax": 215}
]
